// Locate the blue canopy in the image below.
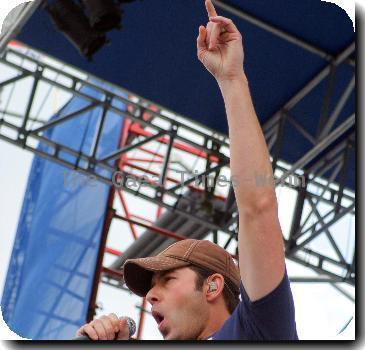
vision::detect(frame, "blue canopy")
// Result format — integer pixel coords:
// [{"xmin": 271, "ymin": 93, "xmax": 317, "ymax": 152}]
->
[{"xmin": 16, "ymin": 0, "xmax": 355, "ymax": 187}]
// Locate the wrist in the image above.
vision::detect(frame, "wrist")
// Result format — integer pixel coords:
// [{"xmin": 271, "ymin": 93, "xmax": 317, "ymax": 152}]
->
[{"xmin": 217, "ymin": 72, "xmax": 248, "ymax": 92}]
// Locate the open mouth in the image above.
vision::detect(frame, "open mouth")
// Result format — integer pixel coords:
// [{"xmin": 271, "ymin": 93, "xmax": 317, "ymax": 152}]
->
[{"xmin": 152, "ymin": 311, "xmax": 164, "ymax": 326}]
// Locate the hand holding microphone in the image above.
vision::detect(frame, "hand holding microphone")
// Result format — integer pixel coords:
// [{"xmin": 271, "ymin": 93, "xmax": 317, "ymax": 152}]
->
[{"xmin": 74, "ymin": 314, "xmax": 136, "ymax": 340}]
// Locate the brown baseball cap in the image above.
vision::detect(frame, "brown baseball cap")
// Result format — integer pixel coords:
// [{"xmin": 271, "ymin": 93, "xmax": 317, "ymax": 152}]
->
[{"xmin": 123, "ymin": 239, "xmax": 240, "ymax": 297}]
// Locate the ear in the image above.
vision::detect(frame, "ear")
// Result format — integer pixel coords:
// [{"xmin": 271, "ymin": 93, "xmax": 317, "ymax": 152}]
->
[{"xmin": 205, "ymin": 273, "xmax": 225, "ymax": 302}]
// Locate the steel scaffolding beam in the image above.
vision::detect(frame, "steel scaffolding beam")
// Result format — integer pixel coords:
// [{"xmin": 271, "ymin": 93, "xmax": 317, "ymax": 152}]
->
[
  {"xmin": 213, "ymin": 0, "xmax": 355, "ymax": 67},
  {"xmin": 0, "ymin": 43, "xmax": 355, "ymax": 301},
  {"xmin": 0, "ymin": 46, "xmax": 355, "ymax": 283},
  {"xmin": 0, "ymin": 1, "xmax": 355, "ymax": 337}
]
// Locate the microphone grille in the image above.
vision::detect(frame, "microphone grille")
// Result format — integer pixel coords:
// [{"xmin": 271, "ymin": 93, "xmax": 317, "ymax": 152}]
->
[{"xmin": 123, "ymin": 316, "xmax": 136, "ymax": 337}]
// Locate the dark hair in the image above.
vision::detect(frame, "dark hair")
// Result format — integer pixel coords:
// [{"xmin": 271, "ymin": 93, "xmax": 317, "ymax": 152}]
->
[{"xmin": 189, "ymin": 265, "xmax": 240, "ymax": 314}]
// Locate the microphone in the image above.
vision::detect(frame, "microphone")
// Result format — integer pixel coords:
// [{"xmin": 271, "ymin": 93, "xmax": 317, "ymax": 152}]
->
[{"xmin": 73, "ymin": 316, "xmax": 136, "ymax": 340}]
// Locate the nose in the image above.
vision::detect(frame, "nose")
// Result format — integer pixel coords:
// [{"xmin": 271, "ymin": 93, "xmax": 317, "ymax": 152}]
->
[{"xmin": 146, "ymin": 285, "xmax": 160, "ymax": 305}]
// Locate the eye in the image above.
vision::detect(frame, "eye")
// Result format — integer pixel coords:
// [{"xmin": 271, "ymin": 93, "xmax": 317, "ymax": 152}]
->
[{"xmin": 164, "ymin": 276, "xmax": 175, "ymax": 283}]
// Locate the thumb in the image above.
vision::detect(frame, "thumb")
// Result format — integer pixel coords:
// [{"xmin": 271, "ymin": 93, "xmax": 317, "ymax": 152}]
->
[
  {"xmin": 197, "ymin": 25, "xmax": 208, "ymax": 54},
  {"xmin": 116, "ymin": 318, "xmax": 130, "ymax": 340},
  {"xmin": 75, "ymin": 327, "xmax": 84, "ymax": 337}
]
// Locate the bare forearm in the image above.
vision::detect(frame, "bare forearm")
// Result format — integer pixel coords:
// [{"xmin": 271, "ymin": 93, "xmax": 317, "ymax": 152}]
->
[
  {"xmin": 218, "ymin": 73, "xmax": 275, "ymax": 209},
  {"xmin": 199, "ymin": 3, "xmax": 285, "ymax": 301},
  {"xmin": 219, "ymin": 73, "xmax": 285, "ymax": 300}
]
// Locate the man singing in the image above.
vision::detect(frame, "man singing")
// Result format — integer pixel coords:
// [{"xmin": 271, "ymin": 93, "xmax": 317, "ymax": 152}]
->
[{"xmin": 76, "ymin": 0, "xmax": 298, "ymax": 340}]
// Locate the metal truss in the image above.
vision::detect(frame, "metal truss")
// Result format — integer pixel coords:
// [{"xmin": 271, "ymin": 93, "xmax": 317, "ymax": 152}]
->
[
  {"xmin": 0, "ymin": 4, "xmax": 356, "ymax": 337},
  {"xmin": 260, "ymin": 40, "xmax": 355, "ymax": 286},
  {"xmin": 213, "ymin": 0, "xmax": 355, "ymax": 67},
  {"xmin": 0, "ymin": 2, "xmax": 355, "ymax": 338},
  {"xmin": 217, "ymin": 36, "xmax": 356, "ymax": 285},
  {"xmin": 284, "ymin": 128, "xmax": 355, "ymax": 285},
  {"xmin": 0, "ymin": 0, "xmax": 43, "ymax": 53},
  {"xmin": 0, "ymin": 45, "xmax": 234, "ymax": 235},
  {"xmin": 0, "ymin": 40, "xmax": 355, "ymax": 291}
]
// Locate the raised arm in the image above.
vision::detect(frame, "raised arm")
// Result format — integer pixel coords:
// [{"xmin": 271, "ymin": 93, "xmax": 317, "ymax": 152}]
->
[{"xmin": 197, "ymin": 0, "xmax": 285, "ymax": 302}]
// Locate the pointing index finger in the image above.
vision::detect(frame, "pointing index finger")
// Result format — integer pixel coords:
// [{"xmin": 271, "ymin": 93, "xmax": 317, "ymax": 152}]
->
[{"xmin": 205, "ymin": 0, "xmax": 218, "ymax": 18}]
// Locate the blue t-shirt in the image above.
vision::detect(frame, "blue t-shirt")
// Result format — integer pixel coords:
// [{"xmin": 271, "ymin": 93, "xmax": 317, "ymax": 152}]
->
[{"xmin": 211, "ymin": 269, "xmax": 298, "ymax": 340}]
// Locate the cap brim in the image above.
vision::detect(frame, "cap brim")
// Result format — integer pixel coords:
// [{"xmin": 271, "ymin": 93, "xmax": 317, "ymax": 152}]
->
[{"xmin": 123, "ymin": 255, "xmax": 190, "ymax": 297}]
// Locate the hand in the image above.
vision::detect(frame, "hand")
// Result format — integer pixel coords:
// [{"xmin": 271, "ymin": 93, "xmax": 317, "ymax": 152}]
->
[
  {"xmin": 197, "ymin": 0, "xmax": 244, "ymax": 83},
  {"xmin": 75, "ymin": 314, "xmax": 130, "ymax": 340}
]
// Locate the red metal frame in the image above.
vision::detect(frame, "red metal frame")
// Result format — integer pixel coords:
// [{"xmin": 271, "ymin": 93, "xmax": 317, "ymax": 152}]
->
[
  {"xmin": 86, "ymin": 115, "xmax": 131, "ymax": 322},
  {"xmin": 129, "ymin": 123, "xmax": 220, "ymax": 163},
  {"xmin": 88, "ymin": 103, "xmax": 231, "ymax": 338}
]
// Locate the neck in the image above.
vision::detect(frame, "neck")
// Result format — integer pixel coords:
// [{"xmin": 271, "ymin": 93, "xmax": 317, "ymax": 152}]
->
[{"xmin": 197, "ymin": 307, "xmax": 230, "ymax": 340}]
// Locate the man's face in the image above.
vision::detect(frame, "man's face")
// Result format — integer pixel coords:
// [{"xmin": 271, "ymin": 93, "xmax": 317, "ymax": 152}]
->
[{"xmin": 146, "ymin": 267, "xmax": 209, "ymax": 340}]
